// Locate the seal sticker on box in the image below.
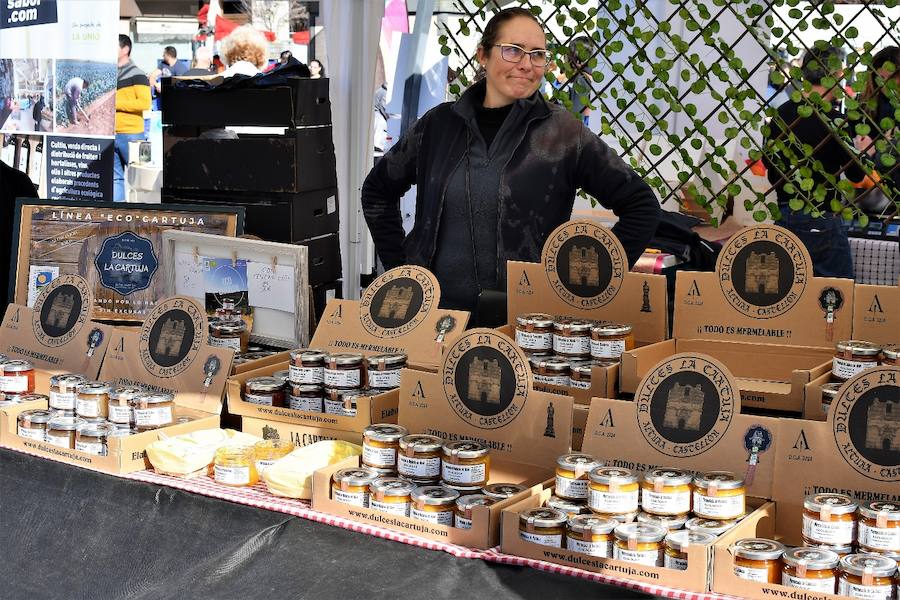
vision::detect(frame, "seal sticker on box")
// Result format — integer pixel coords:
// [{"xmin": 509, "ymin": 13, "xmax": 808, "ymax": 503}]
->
[
  {"xmin": 31, "ymin": 274, "xmax": 90, "ymax": 348},
  {"xmin": 139, "ymin": 297, "xmax": 206, "ymax": 378},
  {"xmin": 635, "ymin": 353, "xmax": 737, "ymax": 458},
  {"xmin": 540, "ymin": 220, "xmax": 626, "ymax": 309},
  {"xmin": 359, "ymin": 265, "xmax": 438, "ymax": 338}
]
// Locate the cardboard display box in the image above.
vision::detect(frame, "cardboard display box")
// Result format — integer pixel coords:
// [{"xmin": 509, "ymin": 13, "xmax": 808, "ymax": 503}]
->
[
  {"xmin": 851, "ymin": 278, "xmax": 899, "ymax": 345},
  {"xmin": 311, "ymin": 328, "xmax": 574, "ymax": 549},
  {"xmin": 620, "ymin": 224, "xmax": 854, "ymax": 413}
]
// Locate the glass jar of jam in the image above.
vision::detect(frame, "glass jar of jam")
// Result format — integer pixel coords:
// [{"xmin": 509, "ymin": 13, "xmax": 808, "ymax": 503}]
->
[
  {"xmin": 272, "ymin": 369, "xmax": 290, "ymax": 384},
  {"xmin": 821, "ymin": 382, "xmax": 842, "ymax": 417},
  {"xmin": 332, "ymin": 467, "xmax": 379, "ymax": 507},
  {"xmin": 288, "ymin": 383, "xmax": 324, "ymax": 412},
  {"xmin": 323, "ymin": 388, "xmax": 364, "ymax": 417},
  {"xmin": 45, "ymin": 416, "xmax": 79, "ymax": 448},
  {"xmin": 530, "ymin": 355, "xmax": 571, "ymax": 387},
  {"xmin": 546, "ymin": 495, "xmax": 592, "ymax": 518},
  {"xmin": 133, "ymin": 392, "xmax": 175, "ymax": 431},
  {"xmin": 244, "ymin": 377, "xmax": 286, "ymax": 407},
  {"xmin": 397, "ymin": 434, "xmax": 443, "ymax": 483},
  {"xmin": 441, "ymin": 440, "xmax": 490, "ymax": 487},
  {"xmin": 519, "ymin": 507, "xmax": 568, "ymax": 547},
  {"xmin": 590, "ymin": 322, "xmax": 635, "ymax": 360},
  {"xmin": 692, "ymin": 471, "xmax": 745, "ymax": 520},
  {"xmin": 588, "ymin": 467, "xmax": 640, "ymax": 516},
  {"xmin": 641, "ymin": 467, "xmax": 693, "ymax": 516},
  {"xmin": 637, "ymin": 512, "xmax": 689, "ymax": 532},
  {"xmin": 75, "ymin": 381, "xmax": 112, "ymax": 419},
  {"xmin": 289, "ymin": 349, "xmax": 327, "ymax": 385},
  {"xmin": 455, "ymin": 494, "xmax": 495, "ymax": 529},
  {"xmin": 858, "ymin": 501, "xmax": 900, "ymax": 553},
  {"xmin": 253, "ymin": 439, "xmax": 293, "ymax": 476},
  {"xmin": 609, "ymin": 511, "xmax": 639, "ymax": 524},
  {"xmin": 685, "ymin": 516, "xmax": 737, "ymax": 536},
  {"xmin": 208, "ymin": 318, "xmax": 249, "ymax": 353},
  {"xmin": 515, "ymin": 313, "xmax": 555, "ymax": 355},
  {"xmin": 568, "ymin": 359, "xmax": 617, "ymax": 390},
  {"xmin": 802, "ymin": 493, "xmax": 858, "ymax": 546},
  {"xmin": 567, "ymin": 514, "xmax": 617, "ymax": 557},
  {"xmin": 410, "ymin": 485, "xmax": 460, "ymax": 525},
  {"xmin": 782, "ymin": 547, "xmax": 839, "ymax": 593},
  {"xmin": 882, "ymin": 345, "xmax": 899, "ymax": 367},
  {"xmin": 75, "ymin": 422, "xmax": 115, "ymax": 456},
  {"xmin": 731, "ymin": 538, "xmax": 785, "ymax": 583},
  {"xmin": 664, "ymin": 530, "xmax": 716, "ymax": 570},
  {"xmin": 107, "ymin": 385, "xmax": 144, "ymax": 427},
  {"xmin": 833, "ymin": 340, "xmax": 882, "ymax": 380},
  {"xmin": 324, "ymin": 353, "xmax": 364, "ymax": 390},
  {"xmin": 481, "ymin": 483, "xmax": 527, "ymax": 501},
  {"xmin": 0, "ymin": 360, "xmax": 35, "ymax": 395},
  {"xmin": 362, "ymin": 424, "xmax": 408, "ymax": 471},
  {"xmin": 613, "ymin": 522, "xmax": 666, "ymax": 566},
  {"xmin": 48, "ymin": 374, "xmax": 86, "ymax": 411},
  {"xmin": 555, "ymin": 452, "xmax": 601, "ymax": 501},
  {"xmin": 552, "ymin": 318, "xmax": 593, "ymax": 358},
  {"xmin": 214, "ymin": 445, "xmax": 258, "ymax": 487},
  {"xmin": 366, "ymin": 353, "xmax": 407, "ymax": 391},
  {"xmin": 369, "ymin": 477, "xmax": 414, "ymax": 516},
  {"xmin": 17, "ymin": 409, "xmax": 51, "ymax": 441},
  {"xmin": 838, "ymin": 553, "xmax": 897, "ymax": 599}
]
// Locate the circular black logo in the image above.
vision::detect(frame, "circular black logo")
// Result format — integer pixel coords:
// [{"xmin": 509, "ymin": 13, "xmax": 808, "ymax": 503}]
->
[
  {"xmin": 542, "ymin": 221, "xmax": 626, "ymax": 309},
  {"xmin": 832, "ymin": 367, "xmax": 899, "ymax": 482},
  {"xmin": 636, "ymin": 354, "xmax": 736, "ymax": 457},
  {"xmin": 730, "ymin": 241, "xmax": 794, "ymax": 308},
  {"xmin": 369, "ymin": 277, "xmax": 424, "ymax": 328},
  {"xmin": 147, "ymin": 309, "xmax": 195, "ymax": 367},
  {"xmin": 31, "ymin": 275, "xmax": 90, "ymax": 348},
  {"xmin": 555, "ymin": 234, "xmax": 614, "ymax": 298},
  {"xmin": 454, "ymin": 346, "xmax": 518, "ymax": 418},
  {"xmin": 360, "ymin": 266, "xmax": 437, "ymax": 338},
  {"xmin": 139, "ymin": 298, "xmax": 206, "ymax": 378}
]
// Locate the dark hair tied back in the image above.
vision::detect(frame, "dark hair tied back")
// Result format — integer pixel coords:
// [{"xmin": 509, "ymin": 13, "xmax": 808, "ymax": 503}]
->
[{"xmin": 479, "ymin": 7, "xmax": 541, "ymax": 55}]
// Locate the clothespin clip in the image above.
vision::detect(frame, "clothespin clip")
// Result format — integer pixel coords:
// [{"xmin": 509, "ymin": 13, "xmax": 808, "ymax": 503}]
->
[
  {"xmin": 193, "ymin": 246, "xmax": 199, "ymax": 264},
  {"xmin": 231, "ymin": 250, "xmax": 238, "ymax": 267},
  {"xmin": 271, "ymin": 255, "xmax": 278, "ymax": 271}
]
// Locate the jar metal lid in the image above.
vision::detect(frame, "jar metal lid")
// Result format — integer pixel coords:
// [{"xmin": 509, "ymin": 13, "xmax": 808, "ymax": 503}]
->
[
  {"xmin": 684, "ymin": 517, "xmax": 736, "ymax": 535},
  {"xmin": 136, "ymin": 392, "xmax": 175, "ymax": 405},
  {"xmin": 10, "ymin": 393, "xmax": 48, "ymax": 403},
  {"xmin": 858, "ymin": 500, "xmax": 900, "ymax": 521},
  {"xmin": 568, "ymin": 514, "xmax": 618, "ymax": 535},
  {"xmin": 637, "ymin": 512, "xmax": 689, "ymax": 530},
  {"xmin": 693, "ymin": 471, "xmax": 744, "ymax": 490},
  {"xmin": 108, "ymin": 427, "xmax": 136, "ymax": 437},
  {"xmin": 399, "ymin": 434, "xmax": 443, "ymax": 453},
  {"xmin": 557, "ymin": 453, "xmax": 601, "ymax": 473},
  {"xmin": 731, "ymin": 538, "xmax": 786, "ymax": 561},
  {"xmin": 882, "ymin": 344, "xmax": 899, "ymax": 360},
  {"xmin": 516, "ymin": 313, "xmax": 555, "ymax": 328},
  {"xmin": 49, "ymin": 374, "xmax": 87, "ymax": 388},
  {"xmin": 333, "ymin": 468, "xmax": 381, "ymax": 488},
  {"xmin": 210, "ymin": 319, "xmax": 246, "ymax": 334},
  {"xmin": 782, "ymin": 547, "xmax": 840, "ymax": 570},
  {"xmin": 529, "ymin": 355, "xmax": 570, "ymax": 372},
  {"xmin": 327, "ymin": 353, "xmax": 365, "ymax": 366},
  {"xmin": 77, "ymin": 381, "xmax": 113, "ymax": 395},
  {"xmin": 589, "ymin": 466, "xmax": 638, "ymax": 486},
  {"xmin": 820, "ymin": 382, "xmax": 842, "ymax": 400},
  {"xmin": 246, "ymin": 377, "xmax": 284, "ymax": 393},
  {"xmin": 363, "ymin": 423, "xmax": 408, "ymax": 442},
  {"xmin": 643, "ymin": 467, "xmax": 693, "ymax": 487},
  {"xmin": 591, "ymin": 322, "xmax": 633, "ymax": 336},
  {"xmin": 0, "ymin": 359, "xmax": 33, "ymax": 372},
  {"xmin": 614, "ymin": 522, "xmax": 667, "ymax": 543},
  {"xmin": 553, "ymin": 318, "xmax": 593, "ymax": 333},
  {"xmin": 291, "ymin": 349, "xmax": 328, "ymax": 363},
  {"xmin": 455, "ymin": 494, "xmax": 495, "ymax": 513},
  {"xmin": 519, "ymin": 507, "xmax": 568, "ymax": 529},
  {"xmin": 47, "ymin": 416, "xmax": 80, "ymax": 431},
  {"xmin": 108, "ymin": 385, "xmax": 146, "ymax": 401},
  {"xmin": 366, "ymin": 353, "xmax": 407, "ymax": 369},
  {"xmin": 411, "ymin": 485, "xmax": 460, "ymax": 505},
  {"xmin": 610, "ymin": 511, "xmax": 639, "ymax": 524},
  {"xmin": 442, "ymin": 440, "xmax": 489, "ymax": 459},
  {"xmin": 481, "ymin": 483, "xmax": 527, "ymax": 500},
  {"xmin": 839, "ymin": 553, "xmax": 898, "ymax": 577},
  {"xmin": 441, "ymin": 481, "xmax": 484, "ymax": 494},
  {"xmin": 570, "ymin": 359, "xmax": 617, "ymax": 377},
  {"xmin": 291, "ymin": 383, "xmax": 324, "ymax": 394},
  {"xmin": 370, "ymin": 477, "xmax": 415, "ymax": 497},
  {"xmin": 272, "ymin": 370, "xmax": 291, "ymax": 382},
  {"xmin": 77, "ymin": 422, "xmax": 116, "ymax": 438},
  {"xmin": 546, "ymin": 496, "xmax": 592, "ymax": 515},
  {"xmin": 835, "ymin": 340, "xmax": 882, "ymax": 356},
  {"xmin": 807, "ymin": 542, "xmax": 854, "ymax": 555},
  {"xmin": 804, "ymin": 493, "xmax": 858, "ymax": 515},
  {"xmin": 18, "ymin": 409, "xmax": 52, "ymax": 424},
  {"xmin": 665, "ymin": 530, "xmax": 716, "ymax": 552}
]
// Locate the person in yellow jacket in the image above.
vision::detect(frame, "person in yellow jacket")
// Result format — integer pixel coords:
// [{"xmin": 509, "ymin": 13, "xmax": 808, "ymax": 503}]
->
[{"xmin": 115, "ymin": 34, "xmax": 151, "ymax": 202}]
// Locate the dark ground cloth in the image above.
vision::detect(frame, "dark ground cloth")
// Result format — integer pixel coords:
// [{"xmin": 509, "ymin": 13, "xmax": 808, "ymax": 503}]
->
[{"xmin": 0, "ymin": 448, "xmax": 656, "ymax": 600}]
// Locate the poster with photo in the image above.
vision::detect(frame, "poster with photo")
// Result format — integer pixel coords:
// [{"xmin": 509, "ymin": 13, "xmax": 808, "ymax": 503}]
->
[{"xmin": 0, "ymin": 1, "xmax": 118, "ymax": 200}]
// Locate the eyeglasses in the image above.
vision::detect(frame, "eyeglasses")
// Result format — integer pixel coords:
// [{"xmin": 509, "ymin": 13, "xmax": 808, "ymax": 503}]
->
[{"xmin": 490, "ymin": 43, "xmax": 551, "ymax": 68}]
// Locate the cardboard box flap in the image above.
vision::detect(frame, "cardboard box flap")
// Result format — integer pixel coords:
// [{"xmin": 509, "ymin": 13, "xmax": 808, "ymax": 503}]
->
[
  {"xmin": 506, "ymin": 220, "xmax": 668, "ymax": 345},
  {"xmin": 852, "ymin": 277, "xmax": 899, "ymax": 345},
  {"xmin": 673, "ymin": 224, "xmax": 853, "ymax": 349},
  {"xmin": 0, "ymin": 275, "xmax": 113, "ymax": 379},
  {"xmin": 310, "ymin": 265, "xmax": 469, "ymax": 368},
  {"xmin": 398, "ymin": 328, "xmax": 573, "ymax": 468},
  {"xmin": 772, "ymin": 366, "xmax": 900, "ymax": 545},
  {"xmin": 99, "ymin": 296, "xmax": 233, "ymax": 414},
  {"xmin": 582, "ymin": 352, "xmax": 780, "ymax": 499}
]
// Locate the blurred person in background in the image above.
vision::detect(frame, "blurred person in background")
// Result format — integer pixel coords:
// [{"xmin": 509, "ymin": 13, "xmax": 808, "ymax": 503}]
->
[
  {"xmin": 184, "ymin": 46, "xmax": 215, "ymax": 77},
  {"xmin": 115, "ymin": 34, "xmax": 150, "ymax": 202},
  {"xmin": 220, "ymin": 26, "xmax": 268, "ymax": 78},
  {"xmin": 309, "ymin": 59, "xmax": 325, "ymax": 79}
]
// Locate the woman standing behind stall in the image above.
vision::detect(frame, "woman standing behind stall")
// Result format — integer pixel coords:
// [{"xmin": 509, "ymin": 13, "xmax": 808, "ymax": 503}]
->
[{"xmin": 361, "ymin": 8, "xmax": 659, "ymax": 322}]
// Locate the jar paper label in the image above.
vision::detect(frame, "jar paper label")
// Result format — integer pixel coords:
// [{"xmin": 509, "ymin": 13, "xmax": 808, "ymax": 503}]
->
[
  {"xmin": 17, "ymin": 426, "xmax": 45, "ymax": 441},
  {"xmin": 569, "ymin": 378, "xmax": 591, "ymax": 390},
  {"xmin": 255, "ymin": 459, "xmax": 277, "ymax": 476},
  {"xmin": 134, "ymin": 406, "xmax": 173, "ymax": 427},
  {"xmin": 664, "ymin": 554, "xmax": 688, "ymax": 571},
  {"xmin": 641, "ymin": 489, "xmax": 691, "ymax": 515},
  {"xmin": 214, "ymin": 464, "xmax": 250, "ymax": 485},
  {"xmin": 613, "ymin": 546, "xmax": 662, "ymax": 567},
  {"xmin": 323, "ymin": 368, "xmax": 361, "ymax": 388},
  {"xmin": 515, "ymin": 330, "xmax": 552, "ymax": 351},
  {"xmin": 566, "ymin": 538, "xmax": 613, "ymax": 557},
  {"xmin": 553, "ymin": 335, "xmax": 589, "ymax": 356},
  {"xmin": 333, "ymin": 488, "xmax": 368, "ymax": 507},
  {"xmin": 324, "ymin": 399, "xmax": 355, "ymax": 417},
  {"xmin": 733, "ymin": 565, "xmax": 770, "ymax": 583},
  {"xmin": 75, "ymin": 398, "xmax": 100, "ymax": 418},
  {"xmin": 838, "ymin": 580, "xmax": 893, "ymax": 600},
  {"xmin": 858, "ymin": 522, "xmax": 900, "ymax": 551},
  {"xmin": 108, "ymin": 405, "xmax": 132, "ymax": 424},
  {"xmin": 369, "ymin": 500, "xmax": 410, "ymax": 517},
  {"xmin": 411, "ymin": 507, "xmax": 454, "ymax": 526},
  {"xmin": 208, "ymin": 335, "xmax": 242, "ymax": 351},
  {"xmin": 802, "ymin": 513, "xmax": 857, "ymax": 545},
  {"xmin": 534, "ymin": 373, "xmax": 569, "ymax": 387},
  {"xmin": 692, "ymin": 492, "xmax": 744, "ymax": 519},
  {"xmin": 45, "ymin": 433, "xmax": 71, "ymax": 448},
  {"xmin": 368, "ymin": 370, "xmax": 401, "ymax": 389},
  {"xmin": 555, "ymin": 475, "xmax": 589, "ymax": 500},
  {"xmin": 75, "ymin": 440, "xmax": 106, "ymax": 456},
  {"xmin": 245, "ymin": 393, "xmax": 275, "ymax": 406},
  {"xmin": 589, "ymin": 488, "xmax": 639, "ymax": 514},
  {"xmin": 520, "ymin": 531, "xmax": 562, "ymax": 547},
  {"xmin": 441, "ymin": 461, "xmax": 486, "ymax": 485},
  {"xmin": 289, "ymin": 364, "xmax": 324, "ymax": 385},
  {"xmin": 782, "ymin": 574, "xmax": 835, "ymax": 592},
  {"xmin": 398, "ymin": 455, "xmax": 441, "ymax": 478},
  {"xmin": 590, "ymin": 338, "xmax": 626, "ymax": 359},
  {"xmin": 363, "ymin": 444, "xmax": 397, "ymax": 468},
  {"xmin": 0, "ymin": 375, "xmax": 28, "ymax": 393},
  {"xmin": 289, "ymin": 396, "xmax": 323, "ymax": 412},
  {"xmin": 455, "ymin": 515, "xmax": 473, "ymax": 529},
  {"xmin": 49, "ymin": 390, "xmax": 76, "ymax": 410},
  {"xmin": 832, "ymin": 357, "xmax": 873, "ymax": 380}
]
